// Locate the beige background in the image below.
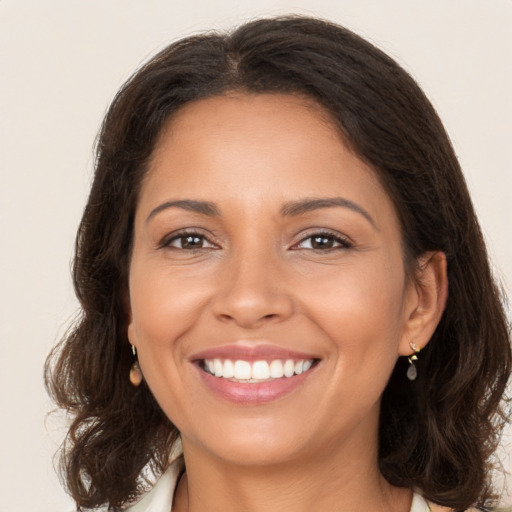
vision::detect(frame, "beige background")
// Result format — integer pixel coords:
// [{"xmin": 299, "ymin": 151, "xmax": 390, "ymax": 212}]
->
[{"xmin": 0, "ymin": 1, "xmax": 510, "ymax": 510}]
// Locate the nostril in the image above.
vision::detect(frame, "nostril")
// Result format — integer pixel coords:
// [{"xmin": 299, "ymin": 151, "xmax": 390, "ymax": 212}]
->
[{"xmin": 212, "ymin": 287, "xmax": 294, "ymax": 327}]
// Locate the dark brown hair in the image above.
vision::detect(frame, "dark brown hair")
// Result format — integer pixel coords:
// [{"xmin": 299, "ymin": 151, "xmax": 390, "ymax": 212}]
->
[{"xmin": 45, "ymin": 16, "xmax": 511, "ymax": 511}]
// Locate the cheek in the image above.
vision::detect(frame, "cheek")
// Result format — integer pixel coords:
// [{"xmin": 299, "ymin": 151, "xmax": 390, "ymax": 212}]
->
[
  {"xmin": 305, "ymin": 258, "xmax": 406, "ymax": 332},
  {"xmin": 315, "ymin": 267, "xmax": 406, "ymax": 414},
  {"xmin": 300, "ymin": 256, "xmax": 407, "ymax": 382},
  {"xmin": 128, "ymin": 259, "xmax": 207, "ymax": 347},
  {"xmin": 126, "ymin": 262, "xmax": 205, "ymax": 410},
  {"xmin": 126, "ymin": 264, "xmax": 203, "ymax": 428}
]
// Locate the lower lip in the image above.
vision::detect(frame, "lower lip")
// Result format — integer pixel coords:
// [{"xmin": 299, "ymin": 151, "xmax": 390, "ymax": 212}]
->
[{"xmin": 195, "ymin": 366, "xmax": 314, "ymax": 404}]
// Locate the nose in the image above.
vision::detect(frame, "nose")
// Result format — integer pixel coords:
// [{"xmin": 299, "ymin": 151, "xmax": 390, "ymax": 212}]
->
[{"xmin": 212, "ymin": 246, "xmax": 294, "ymax": 329}]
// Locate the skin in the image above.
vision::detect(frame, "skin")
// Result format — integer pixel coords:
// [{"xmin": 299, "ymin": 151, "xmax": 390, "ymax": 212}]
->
[{"xmin": 127, "ymin": 93, "xmax": 448, "ymax": 512}]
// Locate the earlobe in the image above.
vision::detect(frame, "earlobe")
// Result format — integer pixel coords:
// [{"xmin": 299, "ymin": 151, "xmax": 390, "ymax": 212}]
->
[
  {"xmin": 123, "ymin": 288, "xmax": 137, "ymax": 347},
  {"xmin": 127, "ymin": 321, "xmax": 135, "ymax": 345},
  {"xmin": 126, "ymin": 310, "xmax": 137, "ymax": 348},
  {"xmin": 399, "ymin": 251, "xmax": 448, "ymax": 356}
]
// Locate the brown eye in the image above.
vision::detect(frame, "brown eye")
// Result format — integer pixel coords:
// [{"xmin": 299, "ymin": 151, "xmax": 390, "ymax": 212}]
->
[
  {"xmin": 180, "ymin": 235, "xmax": 204, "ymax": 249},
  {"xmin": 294, "ymin": 232, "xmax": 352, "ymax": 251},
  {"xmin": 165, "ymin": 232, "xmax": 216, "ymax": 250},
  {"xmin": 310, "ymin": 235, "xmax": 335, "ymax": 249}
]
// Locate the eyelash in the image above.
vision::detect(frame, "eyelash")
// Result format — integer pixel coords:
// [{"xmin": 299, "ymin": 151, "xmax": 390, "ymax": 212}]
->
[
  {"xmin": 160, "ymin": 229, "xmax": 218, "ymax": 251},
  {"xmin": 160, "ymin": 229, "xmax": 352, "ymax": 252},
  {"xmin": 292, "ymin": 231, "xmax": 353, "ymax": 251}
]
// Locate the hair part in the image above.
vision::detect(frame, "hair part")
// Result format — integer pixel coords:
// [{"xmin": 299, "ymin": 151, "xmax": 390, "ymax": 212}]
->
[{"xmin": 45, "ymin": 15, "xmax": 511, "ymax": 511}]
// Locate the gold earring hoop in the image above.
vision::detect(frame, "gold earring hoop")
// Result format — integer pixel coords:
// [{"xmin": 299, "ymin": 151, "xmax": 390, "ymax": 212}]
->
[
  {"xmin": 407, "ymin": 342, "xmax": 421, "ymax": 381},
  {"xmin": 129, "ymin": 345, "xmax": 143, "ymax": 387}
]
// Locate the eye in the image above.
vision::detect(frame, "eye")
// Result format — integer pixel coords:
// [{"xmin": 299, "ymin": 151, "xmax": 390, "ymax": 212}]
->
[
  {"xmin": 163, "ymin": 231, "xmax": 217, "ymax": 250},
  {"xmin": 293, "ymin": 232, "xmax": 352, "ymax": 251}
]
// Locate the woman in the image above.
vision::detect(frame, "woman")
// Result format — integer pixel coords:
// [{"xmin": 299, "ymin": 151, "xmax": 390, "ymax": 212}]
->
[{"xmin": 45, "ymin": 16, "xmax": 511, "ymax": 512}]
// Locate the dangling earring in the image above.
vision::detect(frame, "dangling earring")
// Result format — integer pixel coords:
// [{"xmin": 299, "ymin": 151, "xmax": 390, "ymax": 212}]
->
[
  {"xmin": 129, "ymin": 345, "xmax": 143, "ymax": 387},
  {"xmin": 407, "ymin": 342, "xmax": 421, "ymax": 381}
]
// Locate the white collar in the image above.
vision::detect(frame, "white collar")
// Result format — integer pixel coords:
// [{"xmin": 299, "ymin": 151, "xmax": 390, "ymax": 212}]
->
[
  {"xmin": 410, "ymin": 492, "xmax": 432, "ymax": 512},
  {"xmin": 125, "ymin": 457, "xmax": 185, "ymax": 512}
]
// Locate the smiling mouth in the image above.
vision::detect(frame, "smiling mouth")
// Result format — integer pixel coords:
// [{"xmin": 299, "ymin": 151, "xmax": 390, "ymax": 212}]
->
[{"xmin": 199, "ymin": 358, "xmax": 318, "ymax": 383}]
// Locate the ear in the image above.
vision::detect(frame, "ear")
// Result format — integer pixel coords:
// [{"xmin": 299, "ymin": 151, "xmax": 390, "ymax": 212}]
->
[
  {"xmin": 127, "ymin": 322, "xmax": 137, "ymax": 348},
  {"xmin": 398, "ymin": 251, "xmax": 448, "ymax": 356},
  {"xmin": 122, "ymin": 285, "xmax": 137, "ymax": 348}
]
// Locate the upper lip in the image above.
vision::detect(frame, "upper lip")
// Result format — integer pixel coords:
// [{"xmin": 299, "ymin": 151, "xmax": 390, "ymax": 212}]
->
[{"xmin": 190, "ymin": 343, "xmax": 319, "ymax": 362}]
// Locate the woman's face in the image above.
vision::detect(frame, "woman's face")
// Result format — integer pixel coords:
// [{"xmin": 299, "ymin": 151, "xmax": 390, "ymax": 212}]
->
[{"xmin": 128, "ymin": 93, "xmax": 420, "ymax": 466}]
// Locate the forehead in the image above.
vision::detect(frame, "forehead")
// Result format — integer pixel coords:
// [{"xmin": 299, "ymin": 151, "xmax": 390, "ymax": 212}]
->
[
  {"xmin": 138, "ymin": 92, "xmax": 394, "ymax": 225},
  {"xmin": 162, "ymin": 92, "xmax": 340, "ymax": 139},
  {"xmin": 151, "ymin": 93, "xmax": 345, "ymax": 167}
]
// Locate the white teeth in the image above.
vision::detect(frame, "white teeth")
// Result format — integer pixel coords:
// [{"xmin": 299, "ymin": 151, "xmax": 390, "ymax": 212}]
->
[
  {"xmin": 234, "ymin": 360, "xmax": 252, "ymax": 380},
  {"xmin": 269, "ymin": 360, "xmax": 284, "ymax": 378},
  {"xmin": 252, "ymin": 361, "xmax": 270, "ymax": 380},
  {"xmin": 283, "ymin": 359, "xmax": 295, "ymax": 378},
  {"xmin": 223, "ymin": 359, "xmax": 234, "ymax": 379},
  {"xmin": 214, "ymin": 359, "xmax": 223, "ymax": 377},
  {"xmin": 203, "ymin": 358, "xmax": 315, "ymax": 381}
]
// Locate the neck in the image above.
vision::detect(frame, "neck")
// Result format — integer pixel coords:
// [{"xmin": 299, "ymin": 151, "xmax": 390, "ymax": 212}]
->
[{"xmin": 173, "ymin": 426, "xmax": 412, "ymax": 512}]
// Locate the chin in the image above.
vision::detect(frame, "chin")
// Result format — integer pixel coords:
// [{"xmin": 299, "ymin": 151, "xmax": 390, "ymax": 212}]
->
[
  {"xmin": 178, "ymin": 412, "xmax": 315, "ymax": 468},
  {"xmin": 203, "ymin": 434, "xmax": 309, "ymax": 468}
]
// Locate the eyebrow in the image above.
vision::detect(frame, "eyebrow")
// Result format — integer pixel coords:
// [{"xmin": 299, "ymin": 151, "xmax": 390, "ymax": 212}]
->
[
  {"xmin": 146, "ymin": 196, "xmax": 376, "ymax": 229},
  {"xmin": 146, "ymin": 199, "xmax": 220, "ymax": 223},
  {"xmin": 280, "ymin": 197, "xmax": 377, "ymax": 229}
]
